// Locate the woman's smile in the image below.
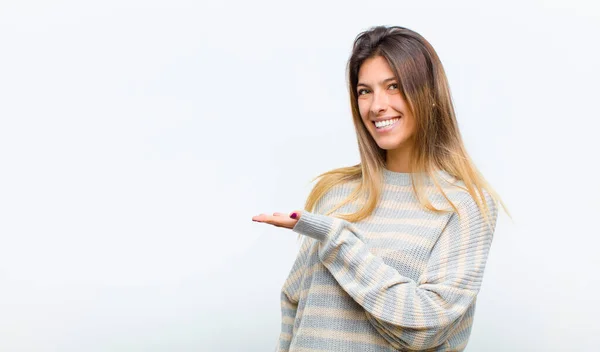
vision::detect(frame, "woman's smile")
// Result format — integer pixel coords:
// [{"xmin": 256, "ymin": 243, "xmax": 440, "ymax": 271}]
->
[{"xmin": 373, "ymin": 116, "xmax": 402, "ymax": 132}]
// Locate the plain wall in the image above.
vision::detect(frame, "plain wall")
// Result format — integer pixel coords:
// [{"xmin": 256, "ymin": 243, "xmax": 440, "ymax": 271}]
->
[{"xmin": 1, "ymin": 0, "xmax": 598, "ymax": 351}]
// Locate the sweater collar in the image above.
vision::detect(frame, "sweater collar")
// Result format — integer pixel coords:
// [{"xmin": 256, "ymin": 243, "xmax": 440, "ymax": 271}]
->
[
  {"xmin": 382, "ymin": 168, "xmax": 454, "ymax": 186},
  {"xmin": 382, "ymin": 167, "xmax": 412, "ymax": 186}
]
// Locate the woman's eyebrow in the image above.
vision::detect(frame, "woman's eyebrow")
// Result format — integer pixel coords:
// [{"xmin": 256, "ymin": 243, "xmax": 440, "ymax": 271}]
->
[{"xmin": 357, "ymin": 77, "xmax": 396, "ymax": 87}]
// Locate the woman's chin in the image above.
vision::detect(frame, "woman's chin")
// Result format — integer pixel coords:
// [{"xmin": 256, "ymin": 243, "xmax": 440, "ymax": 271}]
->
[
  {"xmin": 375, "ymin": 137, "xmax": 411, "ymax": 152},
  {"xmin": 376, "ymin": 140, "xmax": 402, "ymax": 150}
]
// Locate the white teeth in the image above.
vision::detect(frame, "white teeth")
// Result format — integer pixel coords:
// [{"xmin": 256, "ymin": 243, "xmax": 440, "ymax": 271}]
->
[{"xmin": 374, "ymin": 118, "xmax": 400, "ymax": 128}]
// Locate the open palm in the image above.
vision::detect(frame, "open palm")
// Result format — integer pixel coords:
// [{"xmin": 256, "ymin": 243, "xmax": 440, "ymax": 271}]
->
[{"xmin": 252, "ymin": 211, "xmax": 303, "ymax": 229}]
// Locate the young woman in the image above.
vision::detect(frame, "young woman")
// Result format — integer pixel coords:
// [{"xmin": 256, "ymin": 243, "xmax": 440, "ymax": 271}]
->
[{"xmin": 252, "ymin": 25, "xmax": 507, "ymax": 352}]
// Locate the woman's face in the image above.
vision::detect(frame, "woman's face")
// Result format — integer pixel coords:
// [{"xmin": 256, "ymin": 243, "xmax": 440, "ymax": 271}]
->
[{"xmin": 356, "ymin": 55, "xmax": 416, "ymax": 152}]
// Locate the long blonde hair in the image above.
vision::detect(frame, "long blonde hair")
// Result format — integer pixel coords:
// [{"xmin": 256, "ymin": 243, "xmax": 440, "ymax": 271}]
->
[{"xmin": 302, "ymin": 26, "xmax": 508, "ymax": 230}]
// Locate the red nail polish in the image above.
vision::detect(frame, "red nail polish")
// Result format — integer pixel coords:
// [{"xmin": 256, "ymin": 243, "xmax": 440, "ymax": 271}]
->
[{"xmin": 290, "ymin": 212, "xmax": 297, "ymax": 219}]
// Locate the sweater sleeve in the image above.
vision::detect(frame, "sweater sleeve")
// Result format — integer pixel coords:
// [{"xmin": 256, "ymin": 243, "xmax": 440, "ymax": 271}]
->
[
  {"xmin": 291, "ymin": 192, "xmax": 498, "ymax": 350},
  {"xmin": 277, "ymin": 236, "xmax": 313, "ymax": 351}
]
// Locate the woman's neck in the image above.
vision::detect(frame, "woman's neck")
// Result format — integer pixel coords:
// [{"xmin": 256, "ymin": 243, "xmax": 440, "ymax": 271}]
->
[{"xmin": 385, "ymin": 146, "xmax": 413, "ymax": 173}]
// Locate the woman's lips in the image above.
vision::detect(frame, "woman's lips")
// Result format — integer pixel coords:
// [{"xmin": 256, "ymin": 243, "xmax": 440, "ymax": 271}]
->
[{"xmin": 373, "ymin": 117, "xmax": 402, "ymax": 133}]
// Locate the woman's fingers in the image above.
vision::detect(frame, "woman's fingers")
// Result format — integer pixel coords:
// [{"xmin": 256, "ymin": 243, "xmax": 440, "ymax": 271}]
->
[
  {"xmin": 252, "ymin": 214, "xmax": 271, "ymax": 222},
  {"xmin": 252, "ymin": 212, "xmax": 298, "ymax": 229}
]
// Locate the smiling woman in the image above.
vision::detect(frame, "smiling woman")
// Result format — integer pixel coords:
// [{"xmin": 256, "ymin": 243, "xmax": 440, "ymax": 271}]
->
[
  {"xmin": 356, "ymin": 55, "xmax": 417, "ymax": 164},
  {"xmin": 252, "ymin": 25, "xmax": 509, "ymax": 352}
]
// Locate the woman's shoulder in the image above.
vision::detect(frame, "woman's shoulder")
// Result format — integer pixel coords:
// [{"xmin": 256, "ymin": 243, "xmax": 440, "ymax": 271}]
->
[
  {"xmin": 312, "ymin": 178, "xmax": 359, "ymax": 214},
  {"xmin": 430, "ymin": 171, "xmax": 497, "ymax": 215}
]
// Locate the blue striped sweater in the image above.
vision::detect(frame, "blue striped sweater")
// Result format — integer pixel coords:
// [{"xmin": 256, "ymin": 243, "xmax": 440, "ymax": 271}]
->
[{"xmin": 277, "ymin": 168, "xmax": 498, "ymax": 351}]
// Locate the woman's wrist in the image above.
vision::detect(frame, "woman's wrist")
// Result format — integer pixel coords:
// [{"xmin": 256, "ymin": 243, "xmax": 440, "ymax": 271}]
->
[{"xmin": 292, "ymin": 211, "xmax": 335, "ymax": 242}]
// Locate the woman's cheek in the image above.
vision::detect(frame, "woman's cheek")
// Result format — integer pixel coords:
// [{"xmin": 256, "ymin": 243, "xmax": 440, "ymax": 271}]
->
[{"xmin": 357, "ymin": 103, "xmax": 369, "ymax": 122}]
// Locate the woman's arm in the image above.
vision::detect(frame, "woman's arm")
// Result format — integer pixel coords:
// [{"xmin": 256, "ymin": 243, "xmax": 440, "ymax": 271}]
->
[
  {"xmin": 291, "ymin": 192, "xmax": 498, "ymax": 350},
  {"xmin": 277, "ymin": 237, "xmax": 313, "ymax": 351}
]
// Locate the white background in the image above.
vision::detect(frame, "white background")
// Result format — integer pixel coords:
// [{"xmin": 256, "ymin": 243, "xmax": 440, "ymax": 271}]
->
[{"xmin": 1, "ymin": 0, "xmax": 599, "ymax": 351}]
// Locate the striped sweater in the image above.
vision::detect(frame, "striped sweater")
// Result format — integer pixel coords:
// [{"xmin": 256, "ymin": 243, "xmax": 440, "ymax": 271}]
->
[{"xmin": 277, "ymin": 168, "xmax": 498, "ymax": 351}]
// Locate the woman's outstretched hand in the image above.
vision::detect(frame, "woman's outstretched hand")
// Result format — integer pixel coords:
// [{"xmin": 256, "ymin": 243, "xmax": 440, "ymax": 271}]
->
[{"xmin": 252, "ymin": 211, "xmax": 303, "ymax": 229}]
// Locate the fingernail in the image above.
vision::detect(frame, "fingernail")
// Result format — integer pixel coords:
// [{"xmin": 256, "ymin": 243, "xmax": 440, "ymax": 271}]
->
[{"xmin": 290, "ymin": 212, "xmax": 297, "ymax": 219}]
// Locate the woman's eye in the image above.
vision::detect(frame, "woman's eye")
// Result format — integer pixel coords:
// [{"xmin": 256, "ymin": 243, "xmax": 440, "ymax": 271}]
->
[
  {"xmin": 358, "ymin": 89, "xmax": 370, "ymax": 95},
  {"xmin": 389, "ymin": 83, "xmax": 398, "ymax": 90}
]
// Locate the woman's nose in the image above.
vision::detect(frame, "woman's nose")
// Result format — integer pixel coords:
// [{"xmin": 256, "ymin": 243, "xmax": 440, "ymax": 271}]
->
[{"xmin": 370, "ymin": 91, "xmax": 388, "ymax": 115}]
